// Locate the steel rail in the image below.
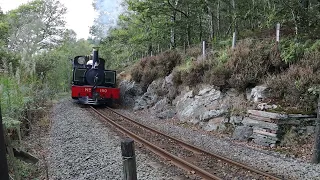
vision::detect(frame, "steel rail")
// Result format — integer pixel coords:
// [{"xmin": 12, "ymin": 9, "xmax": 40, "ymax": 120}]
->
[
  {"xmin": 107, "ymin": 107, "xmax": 282, "ymax": 180},
  {"xmin": 90, "ymin": 106, "xmax": 222, "ymax": 180}
]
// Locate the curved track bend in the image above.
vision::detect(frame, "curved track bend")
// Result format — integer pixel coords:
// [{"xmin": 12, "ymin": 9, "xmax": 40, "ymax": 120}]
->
[{"xmin": 90, "ymin": 106, "xmax": 283, "ymax": 180}]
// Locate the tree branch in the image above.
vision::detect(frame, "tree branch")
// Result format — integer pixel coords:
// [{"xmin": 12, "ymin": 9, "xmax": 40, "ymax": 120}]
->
[{"xmin": 167, "ymin": 0, "xmax": 188, "ymax": 18}]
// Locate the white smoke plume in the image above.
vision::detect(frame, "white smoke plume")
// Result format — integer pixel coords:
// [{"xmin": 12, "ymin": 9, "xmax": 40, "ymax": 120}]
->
[{"xmin": 91, "ymin": 0, "xmax": 124, "ymax": 38}]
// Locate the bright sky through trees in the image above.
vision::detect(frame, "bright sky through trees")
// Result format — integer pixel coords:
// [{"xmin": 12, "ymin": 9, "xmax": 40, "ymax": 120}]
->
[{"xmin": 0, "ymin": 0, "xmax": 97, "ymax": 39}]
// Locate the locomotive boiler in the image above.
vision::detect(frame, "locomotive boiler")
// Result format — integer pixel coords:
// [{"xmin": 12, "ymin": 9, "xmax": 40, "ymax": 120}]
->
[{"xmin": 71, "ymin": 47, "xmax": 120, "ymax": 105}]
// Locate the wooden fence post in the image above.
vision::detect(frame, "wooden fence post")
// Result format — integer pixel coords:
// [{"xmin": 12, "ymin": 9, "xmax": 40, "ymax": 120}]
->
[
  {"xmin": 312, "ymin": 94, "xmax": 320, "ymax": 163},
  {"xmin": 276, "ymin": 23, "xmax": 280, "ymax": 43},
  {"xmin": 0, "ymin": 105, "xmax": 9, "ymax": 180},
  {"xmin": 121, "ymin": 139, "xmax": 137, "ymax": 180},
  {"xmin": 4, "ymin": 127, "xmax": 20, "ymax": 180},
  {"xmin": 202, "ymin": 41, "xmax": 206, "ymax": 60},
  {"xmin": 232, "ymin": 32, "xmax": 236, "ymax": 49}
]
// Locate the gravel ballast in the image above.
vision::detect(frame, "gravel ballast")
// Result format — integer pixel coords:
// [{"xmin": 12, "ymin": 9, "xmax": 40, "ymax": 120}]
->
[
  {"xmin": 118, "ymin": 109, "xmax": 320, "ymax": 180},
  {"xmin": 49, "ymin": 98, "xmax": 320, "ymax": 179},
  {"xmin": 48, "ymin": 99, "xmax": 184, "ymax": 180}
]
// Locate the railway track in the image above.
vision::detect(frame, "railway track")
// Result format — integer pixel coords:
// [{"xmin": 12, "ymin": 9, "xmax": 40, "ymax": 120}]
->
[{"xmin": 90, "ymin": 106, "xmax": 283, "ymax": 180}]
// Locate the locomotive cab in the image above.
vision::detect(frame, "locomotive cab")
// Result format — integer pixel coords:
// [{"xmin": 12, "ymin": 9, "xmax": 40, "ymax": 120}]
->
[{"xmin": 71, "ymin": 48, "xmax": 120, "ymax": 105}]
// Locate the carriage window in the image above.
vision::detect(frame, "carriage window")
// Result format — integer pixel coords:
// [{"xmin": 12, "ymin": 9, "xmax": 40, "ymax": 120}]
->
[
  {"xmin": 104, "ymin": 71, "xmax": 116, "ymax": 84},
  {"xmin": 74, "ymin": 68, "xmax": 87, "ymax": 83}
]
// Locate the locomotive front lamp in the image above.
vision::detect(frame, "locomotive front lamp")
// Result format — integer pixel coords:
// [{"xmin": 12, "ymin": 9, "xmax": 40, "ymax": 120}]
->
[{"xmin": 77, "ymin": 56, "xmax": 86, "ymax": 65}]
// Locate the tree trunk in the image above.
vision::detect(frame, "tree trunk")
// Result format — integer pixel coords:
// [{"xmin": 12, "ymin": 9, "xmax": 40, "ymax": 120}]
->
[
  {"xmin": 210, "ymin": 12, "xmax": 215, "ymax": 41},
  {"xmin": 217, "ymin": 0, "xmax": 220, "ymax": 37},
  {"xmin": 251, "ymin": 0, "xmax": 255, "ymax": 30},
  {"xmin": 312, "ymin": 94, "xmax": 320, "ymax": 163},
  {"xmin": 232, "ymin": 0, "xmax": 236, "ymax": 31},
  {"xmin": 205, "ymin": 0, "xmax": 214, "ymax": 41},
  {"xmin": 148, "ymin": 44, "xmax": 153, "ymax": 56},
  {"xmin": 301, "ymin": 0, "xmax": 309, "ymax": 34},
  {"xmin": 291, "ymin": 9, "xmax": 299, "ymax": 35},
  {"xmin": 302, "ymin": 0, "xmax": 309, "ymax": 8},
  {"xmin": 0, "ymin": 105, "xmax": 9, "ymax": 180},
  {"xmin": 170, "ymin": 13, "xmax": 176, "ymax": 49},
  {"xmin": 169, "ymin": 0, "xmax": 180, "ymax": 49},
  {"xmin": 199, "ymin": 15, "xmax": 202, "ymax": 42},
  {"xmin": 187, "ymin": 4, "xmax": 191, "ymax": 46}
]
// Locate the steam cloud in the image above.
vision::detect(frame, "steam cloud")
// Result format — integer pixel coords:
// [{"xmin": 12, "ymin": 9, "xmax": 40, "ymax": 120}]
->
[{"xmin": 92, "ymin": 0, "xmax": 124, "ymax": 37}]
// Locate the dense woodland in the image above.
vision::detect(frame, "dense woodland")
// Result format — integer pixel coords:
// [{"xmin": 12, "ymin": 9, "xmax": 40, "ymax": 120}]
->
[
  {"xmin": 0, "ymin": 0, "xmax": 319, "ymax": 130},
  {"xmin": 0, "ymin": 1, "xmax": 94, "ymax": 177},
  {"xmin": 91, "ymin": 0, "xmax": 320, "ymax": 112},
  {"xmin": 0, "ymin": 0, "xmax": 319, "ymax": 115},
  {"xmin": 0, "ymin": 0, "xmax": 319, "ymax": 131},
  {"xmin": 0, "ymin": 0, "xmax": 93, "ymax": 124},
  {"xmin": 1, "ymin": 0, "xmax": 320, "ymax": 177},
  {"xmin": 93, "ymin": 0, "xmax": 320, "ymax": 68}
]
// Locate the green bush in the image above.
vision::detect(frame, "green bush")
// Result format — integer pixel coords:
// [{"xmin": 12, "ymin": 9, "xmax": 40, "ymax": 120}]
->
[
  {"xmin": 157, "ymin": 50, "xmax": 182, "ymax": 76},
  {"xmin": 267, "ymin": 51, "xmax": 320, "ymax": 111},
  {"xmin": 180, "ymin": 61, "xmax": 209, "ymax": 86},
  {"xmin": 307, "ymin": 40, "xmax": 320, "ymax": 52},
  {"xmin": 280, "ymin": 40, "xmax": 305, "ymax": 63},
  {"xmin": 131, "ymin": 63, "xmax": 144, "ymax": 82},
  {"xmin": 203, "ymin": 65, "xmax": 231, "ymax": 89},
  {"xmin": 226, "ymin": 39, "xmax": 276, "ymax": 91},
  {"xmin": 171, "ymin": 68, "xmax": 182, "ymax": 86},
  {"xmin": 130, "ymin": 50, "xmax": 182, "ymax": 90},
  {"xmin": 185, "ymin": 46, "xmax": 201, "ymax": 58}
]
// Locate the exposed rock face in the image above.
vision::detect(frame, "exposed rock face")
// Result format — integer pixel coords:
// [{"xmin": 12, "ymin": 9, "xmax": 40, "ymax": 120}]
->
[
  {"xmin": 152, "ymin": 97, "xmax": 176, "ymax": 119},
  {"xmin": 133, "ymin": 74, "xmax": 178, "ymax": 111},
  {"xmin": 156, "ymin": 109, "xmax": 176, "ymax": 119},
  {"xmin": 203, "ymin": 117, "xmax": 226, "ymax": 131},
  {"xmin": 173, "ymin": 85, "xmax": 248, "ymax": 132},
  {"xmin": 134, "ymin": 79, "xmax": 163, "ymax": 110},
  {"xmin": 127, "ymin": 74, "xmax": 318, "ymax": 148},
  {"xmin": 153, "ymin": 98, "xmax": 170, "ymax": 112},
  {"xmin": 119, "ymin": 80, "xmax": 144, "ymax": 107},
  {"xmin": 257, "ymin": 103, "xmax": 278, "ymax": 111},
  {"xmin": 147, "ymin": 79, "xmax": 163, "ymax": 94},
  {"xmin": 175, "ymin": 85, "xmax": 227, "ymax": 125},
  {"xmin": 161, "ymin": 73, "xmax": 177, "ymax": 101},
  {"xmin": 229, "ymin": 116, "xmax": 244, "ymax": 125},
  {"xmin": 134, "ymin": 93, "xmax": 159, "ymax": 110},
  {"xmin": 232, "ymin": 126, "xmax": 253, "ymax": 141},
  {"xmin": 246, "ymin": 85, "xmax": 269, "ymax": 102}
]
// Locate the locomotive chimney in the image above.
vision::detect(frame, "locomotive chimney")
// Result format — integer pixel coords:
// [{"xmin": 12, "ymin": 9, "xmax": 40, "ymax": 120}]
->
[{"xmin": 92, "ymin": 47, "xmax": 99, "ymax": 68}]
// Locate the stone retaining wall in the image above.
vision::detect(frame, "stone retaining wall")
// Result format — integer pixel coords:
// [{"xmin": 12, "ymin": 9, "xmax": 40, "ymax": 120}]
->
[{"xmin": 233, "ymin": 110, "xmax": 316, "ymax": 147}]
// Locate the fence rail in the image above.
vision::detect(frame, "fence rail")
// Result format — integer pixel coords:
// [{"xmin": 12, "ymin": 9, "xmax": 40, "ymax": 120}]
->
[
  {"xmin": 126, "ymin": 23, "xmax": 282, "ymax": 62},
  {"xmin": 0, "ymin": 105, "xmax": 9, "ymax": 180}
]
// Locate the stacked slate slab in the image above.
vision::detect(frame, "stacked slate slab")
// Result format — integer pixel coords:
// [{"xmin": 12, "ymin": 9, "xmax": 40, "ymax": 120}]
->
[{"xmin": 242, "ymin": 110, "xmax": 316, "ymax": 147}]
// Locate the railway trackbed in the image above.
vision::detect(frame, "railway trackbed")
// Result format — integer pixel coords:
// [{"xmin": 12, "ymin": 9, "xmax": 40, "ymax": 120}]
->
[{"xmin": 90, "ymin": 106, "xmax": 284, "ymax": 180}]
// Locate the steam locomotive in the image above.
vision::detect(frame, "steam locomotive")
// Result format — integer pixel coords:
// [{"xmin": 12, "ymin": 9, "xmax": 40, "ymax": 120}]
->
[{"xmin": 71, "ymin": 47, "xmax": 120, "ymax": 105}]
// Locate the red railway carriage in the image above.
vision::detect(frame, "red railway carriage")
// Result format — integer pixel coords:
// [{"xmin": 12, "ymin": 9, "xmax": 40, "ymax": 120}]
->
[{"xmin": 71, "ymin": 48, "xmax": 120, "ymax": 105}]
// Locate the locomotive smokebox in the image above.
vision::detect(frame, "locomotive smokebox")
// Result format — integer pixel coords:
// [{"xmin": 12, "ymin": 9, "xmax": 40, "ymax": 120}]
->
[{"xmin": 92, "ymin": 47, "xmax": 99, "ymax": 69}]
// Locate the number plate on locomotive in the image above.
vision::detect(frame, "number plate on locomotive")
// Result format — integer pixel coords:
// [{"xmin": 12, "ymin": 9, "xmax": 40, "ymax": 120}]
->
[{"xmin": 100, "ymin": 89, "xmax": 107, "ymax": 93}]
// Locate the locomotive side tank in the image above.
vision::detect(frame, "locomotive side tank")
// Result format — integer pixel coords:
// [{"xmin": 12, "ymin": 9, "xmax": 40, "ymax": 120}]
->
[{"xmin": 71, "ymin": 47, "xmax": 120, "ymax": 105}]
